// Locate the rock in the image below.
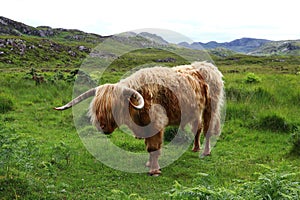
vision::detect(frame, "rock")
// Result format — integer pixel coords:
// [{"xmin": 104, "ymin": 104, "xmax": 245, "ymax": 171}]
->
[
  {"xmin": 0, "ymin": 18, "xmax": 8, "ymax": 25},
  {"xmin": 156, "ymin": 57, "xmax": 176, "ymax": 63},
  {"xmin": 78, "ymin": 45, "xmax": 89, "ymax": 52},
  {"xmin": 38, "ymin": 30, "xmax": 46, "ymax": 37},
  {"xmin": 68, "ymin": 50, "xmax": 76, "ymax": 57},
  {"xmin": 37, "ymin": 29, "xmax": 55, "ymax": 37},
  {"xmin": 29, "ymin": 45, "xmax": 35, "ymax": 49}
]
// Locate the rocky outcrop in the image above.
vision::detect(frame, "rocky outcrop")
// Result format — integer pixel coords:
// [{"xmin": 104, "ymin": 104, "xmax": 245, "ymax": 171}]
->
[
  {"xmin": 0, "ymin": 16, "xmax": 109, "ymax": 42},
  {"xmin": 0, "ymin": 16, "xmax": 58, "ymax": 37}
]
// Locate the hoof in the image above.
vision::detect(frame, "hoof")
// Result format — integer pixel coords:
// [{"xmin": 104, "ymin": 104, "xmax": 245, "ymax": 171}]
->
[
  {"xmin": 200, "ymin": 152, "xmax": 211, "ymax": 158},
  {"xmin": 148, "ymin": 169, "xmax": 161, "ymax": 177},
  {"xmin": 192, "ymin": 147, "xmax": 200, "ymax": 152},
  {"xmin": 148, "ymin": 173, "xmax": 160, "ymax": 177}
]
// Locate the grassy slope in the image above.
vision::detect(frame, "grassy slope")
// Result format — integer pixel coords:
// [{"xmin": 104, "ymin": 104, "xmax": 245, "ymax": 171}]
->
[
  {"xmin": 0, "ymin": 35, "xmax": 94, "ymax": 70},
  {"xmin": 0, "ymin": 39, "xmax": 300, "ymax": 199}
]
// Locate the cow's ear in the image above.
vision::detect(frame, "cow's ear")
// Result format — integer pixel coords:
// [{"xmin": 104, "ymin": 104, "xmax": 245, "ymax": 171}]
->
[{"xmin": 122, "ymin": 87, "xmax": 144, "ymax": 109}]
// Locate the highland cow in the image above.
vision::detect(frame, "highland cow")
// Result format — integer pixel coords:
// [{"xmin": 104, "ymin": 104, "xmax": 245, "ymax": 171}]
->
[{"xmin": 55, "ymin": 61, "xmax": 224, "ymax": 176}]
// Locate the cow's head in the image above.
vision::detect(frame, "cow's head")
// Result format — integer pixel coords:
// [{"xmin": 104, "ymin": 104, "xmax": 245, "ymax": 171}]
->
[{"xmin": 89, "ymin": 84, "xmax": 144, "ymax": 134}]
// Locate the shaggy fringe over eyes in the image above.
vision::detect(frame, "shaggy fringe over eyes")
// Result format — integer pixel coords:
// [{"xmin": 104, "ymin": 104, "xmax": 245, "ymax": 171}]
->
[{"xmin": 89, "ymin": 84, "xmax": 120, "ymax": 129}]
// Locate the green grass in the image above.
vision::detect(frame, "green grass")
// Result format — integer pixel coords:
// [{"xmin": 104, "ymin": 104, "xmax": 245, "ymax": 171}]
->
[{"xmin": 0, "ymin": 55, "xmax": 300, "ymax": 199}]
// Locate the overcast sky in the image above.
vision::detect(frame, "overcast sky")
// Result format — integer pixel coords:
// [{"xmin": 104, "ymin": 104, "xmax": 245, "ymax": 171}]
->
[{"xmin": 2, "ymin": 0, "xmax": 300, "ymax": 43}]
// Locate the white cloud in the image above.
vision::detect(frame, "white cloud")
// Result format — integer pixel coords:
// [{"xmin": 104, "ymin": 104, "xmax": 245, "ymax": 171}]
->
[{"xmin": 1, "ymin": 0, "xmax": 300, "ymax": 42}]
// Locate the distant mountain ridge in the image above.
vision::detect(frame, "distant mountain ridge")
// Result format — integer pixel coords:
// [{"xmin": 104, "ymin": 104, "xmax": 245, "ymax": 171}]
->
[
  {"xmin": 179, "ymin": 37, "xmax": 300, "ymax": 55},
  {"xmin": 179, "ymin": 38, "xmax": 271, "ymax": 53}
]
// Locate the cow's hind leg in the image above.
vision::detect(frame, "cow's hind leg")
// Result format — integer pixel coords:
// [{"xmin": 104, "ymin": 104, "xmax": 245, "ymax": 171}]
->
[
  {"xmin": 202, "ymin": 132, "xmax": 211, "ymax": 156},
  {"xmin": 145, "ymin": 131, "xmax": 163, "ymax": 176},
  {"xmin": 192, "ymin": 120, "xmax": 202, "ymax": 152},
  {"xmin": 202, "ymin": 108, "xmax": 212, "ymax": 156}
]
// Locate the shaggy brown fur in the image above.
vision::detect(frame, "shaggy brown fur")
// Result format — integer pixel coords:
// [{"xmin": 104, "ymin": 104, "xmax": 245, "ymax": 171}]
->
[
  {"xmin": 55, "ymin": 61, "xmax": 224, "ymax": 175},
  {"xmin": 174, "ymin": 62, "xmax": 224, "ymax": 154}
]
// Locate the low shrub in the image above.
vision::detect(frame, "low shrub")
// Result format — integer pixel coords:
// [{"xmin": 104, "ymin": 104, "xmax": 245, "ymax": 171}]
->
[
  {"xmin": 169, "ymin": 180, "xmax": 236, "ymax": 199},
  {"xmin": 244, "ymin": 72, "xmax": 261, "ymax": 84},
  {"xmin": 168, "ymin": 165, "xmax": 300, "ymax": 199},
  {"xmin": 0, "ymin": 93, "xmax": 13, "ymax": 114},
  {"xmin": 255, "ymin": 114, "xmax": 296, "ymax": 133},
  {"xmin": 242, "ymin": 165, "xmax": 300, "ymax": 200}
]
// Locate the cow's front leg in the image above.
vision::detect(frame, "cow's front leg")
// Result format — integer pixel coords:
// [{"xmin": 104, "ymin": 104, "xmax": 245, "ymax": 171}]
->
[
  {"xmin": 145, "ymin": 131, "xmax": 163, "ymax": 176},
  {"xmin": 148, "ymin": 150, "xmax": 161, "ymax": 176},
  {"xmin": 202, "ymin": 132, "xmax": 211, "ymax": 156}
]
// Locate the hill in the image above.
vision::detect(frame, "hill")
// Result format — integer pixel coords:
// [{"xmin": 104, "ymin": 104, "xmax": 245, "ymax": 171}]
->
[
  {"xmin": 0, "ymin": 16, "xmax": 108, "ymax": 68},
  {"xmin": 0, "ymin": 16, "xmax": 109, "ymax": 43},
  {"xmin": 250, "ymin": 40, "xmax": 300, "ymax": 55},
  {"xmin": 0, "ymin": 16, "xmax": 188, "ymax": 69}
]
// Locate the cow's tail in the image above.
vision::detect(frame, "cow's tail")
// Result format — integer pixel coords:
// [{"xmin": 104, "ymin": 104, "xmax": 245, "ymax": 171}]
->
[{"xmin": 54, "ymin": 87, "xmax": 97, "ymax": 110}]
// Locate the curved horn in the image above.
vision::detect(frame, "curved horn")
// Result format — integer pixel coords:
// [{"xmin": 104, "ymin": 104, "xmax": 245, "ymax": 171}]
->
[
  {"xmin": 54, "ymin": 87, "xmax": 97, "ymax": 110},
  {"xmin": 123, "ymin": 87, "xmax": 144, "ymax": 109}
]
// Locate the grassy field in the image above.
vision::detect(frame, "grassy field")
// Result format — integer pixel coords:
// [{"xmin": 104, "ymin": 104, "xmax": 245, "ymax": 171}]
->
[{"xmin": 0, "ymin": 50, "xmax": 300, "ymax": 199}]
